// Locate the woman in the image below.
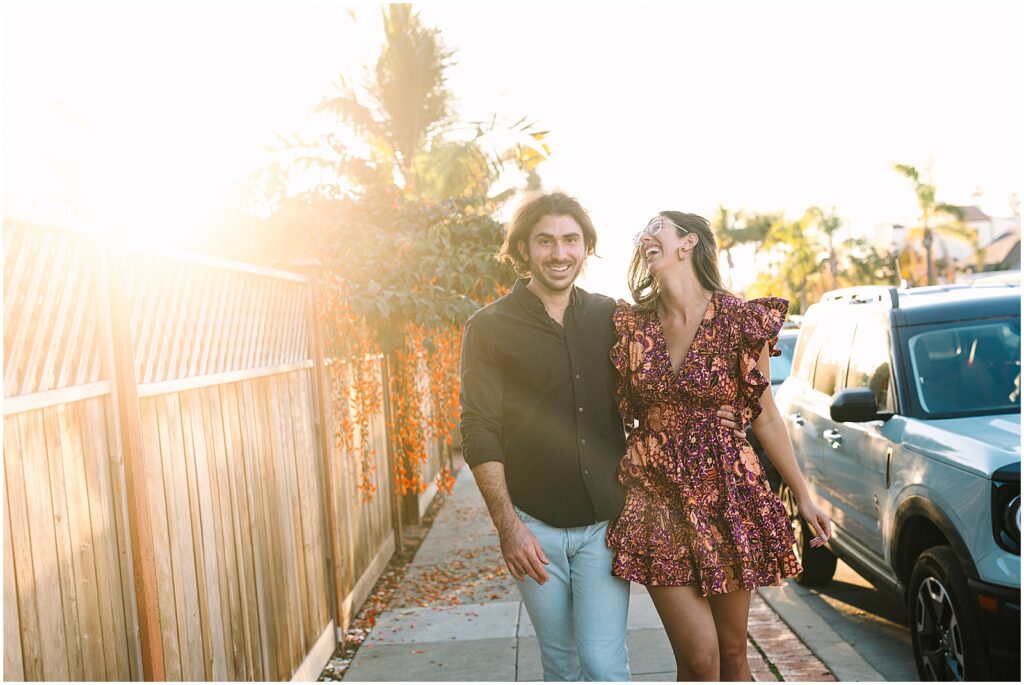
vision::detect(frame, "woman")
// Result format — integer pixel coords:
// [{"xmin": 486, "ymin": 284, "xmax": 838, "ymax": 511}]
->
[{"xmin": 605, "ymin": 211, "xmax": 831, "ymax": 681}]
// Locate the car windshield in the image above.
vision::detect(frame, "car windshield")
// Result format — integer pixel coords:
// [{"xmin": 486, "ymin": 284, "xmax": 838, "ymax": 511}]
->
[
  {"xmin": 907, "ymin": 318, "xmax": 1021, "ymax": 417},
  {"xmin": 770, "ymin": 334, "xmax": 797, "ymax": 384}
]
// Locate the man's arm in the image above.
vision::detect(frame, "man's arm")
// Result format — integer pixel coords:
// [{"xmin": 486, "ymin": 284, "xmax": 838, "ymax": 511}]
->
[
  {"xmin": 472, "ymin": 462, "xmax": 550, "ymax": 583},
  {"xmin": 460, "ymin": 320, "xmax": 549, "ymax": 583}
]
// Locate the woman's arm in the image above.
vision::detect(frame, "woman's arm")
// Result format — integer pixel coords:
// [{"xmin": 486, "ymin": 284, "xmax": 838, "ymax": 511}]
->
[{"xmin": 749, "ymin": 342, "xmax": 832, "ymax": 546}]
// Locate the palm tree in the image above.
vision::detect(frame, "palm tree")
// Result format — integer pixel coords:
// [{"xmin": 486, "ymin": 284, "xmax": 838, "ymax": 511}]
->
[
  {"xmin": 712, "ymin": 205, "xmax": 744, "ymax": 289},
  {"xmin": 313, "ymin": 6, "xmax": 549, "ymax": 202},
  {"xmin": 892, "ymin": 163, "xmax": 974, "ymax": 285},
  {"xmin": 803, "ymin": 206, "xmax": 843, "ymax": 290},
  {"xmin": 317, "ymin": 5, "xmax": 453, "ymax": 193},
  {"xmin": 763, "ymin": 214, "xmax": 819, "ymax": 312}
]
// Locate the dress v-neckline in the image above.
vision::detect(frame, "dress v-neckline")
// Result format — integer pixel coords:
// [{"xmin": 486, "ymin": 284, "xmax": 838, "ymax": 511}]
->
[{"xmin": 655, "ymin": 292, "xmax": 716, "ymax": 382}]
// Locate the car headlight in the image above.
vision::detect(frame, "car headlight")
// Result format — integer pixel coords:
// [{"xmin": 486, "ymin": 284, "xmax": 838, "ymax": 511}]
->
[
  {"xmin": 992, "ymin": 466, "xmax": 1021, "ymax": 554},
  {"xmin": 1008, "ymin": 494, "xmax": 1021, "ymax": 544}
]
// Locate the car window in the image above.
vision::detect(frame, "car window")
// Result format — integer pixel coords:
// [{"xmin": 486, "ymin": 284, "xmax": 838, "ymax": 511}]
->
[
  {"xmin": 769, "ymin": 334, "xmax": 797, "ymax": 384},
  {"xmin": 846, "ymin": 323, "xmax": 894, "ymax": 412},
  {"xmin": 792, "ymin": 321, "xmax": 820, "ymax": 383},
  {"xmin": 813, "ymin": 318, "xmax": 856, "ymax": 396},
  {"xmin": 907, "ymin": 318, "xmax": 1021, "ymax": 416}
]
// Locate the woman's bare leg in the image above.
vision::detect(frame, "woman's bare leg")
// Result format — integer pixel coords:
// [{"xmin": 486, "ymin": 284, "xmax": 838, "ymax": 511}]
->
[
  {"xmin": 707, "ymin": 589, "xmax": 752, "ymax": 681},
  {"xmin": 647, "ymin": 585, "xmax": 720, "ymax": 681}
]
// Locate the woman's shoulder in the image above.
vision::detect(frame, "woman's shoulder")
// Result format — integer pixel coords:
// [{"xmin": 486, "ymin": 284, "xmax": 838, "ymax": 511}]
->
[
  {"xmin": 715, "ymin": 292, "xmax": 788, "ymax": 316},
  {"xmin": 612, "ymin": 299, "xmax": 636, "ymax": 332},
  {"xmin": 612, "ymin": 299, "xmax": 660, "ymax": 333}
]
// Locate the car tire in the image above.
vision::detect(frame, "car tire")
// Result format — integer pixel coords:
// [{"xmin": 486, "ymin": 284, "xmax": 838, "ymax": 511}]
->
[
  {"xmin": 779, "ymin": 482, "xmax": 836, "ymax": 586},
  {"xmin": 909, "ymin": 546, "xmax": 990, "ymax": 682}
]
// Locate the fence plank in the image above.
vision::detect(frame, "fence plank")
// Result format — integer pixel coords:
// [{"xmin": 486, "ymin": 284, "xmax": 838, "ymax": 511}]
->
[
  {"xmin": 19, "ymin": 410, "xmax": 72, "ymax": 680},
  {"xmin": 179, "ymin": 390, "xmax": 214, "ymax": 679},
  {"xmin": 221, "ymin": 383, "xmax": 262, "ymax": 680},
  {"xmin": 252, "ymin": 377, "xmax": 289, "ymax": 678},
  {"xmin": 4, "ymin": 447, "xmax": 26, "ymax": 681},
  {"xmin": 96, "ymin": 398, "xmax": 145, "ymax": 681},
  {"xmin": 290, "ymin": 371, "xmax": 326, "ymax": 634},
  {"xmin": 240, "ymin": 381, "xmax": 276, "ymax": 679},
  {"xmin": 58, "ymin": 402, "xmax": 105, "ymax": 680},
  {"xmin": 162, "ymin": 393, "xmax": 206, "ymax": 680},
  {"xmin": 186, "ymin": 389, "xmax": 231, "ymax": 680},
  {"xmin": 202, "ymin": 385, "xmax": 244, "ymax": 680},
  {"xmin": 143, "ymin": 398, "xmax": 183, "ymax": 680},
  {"xmin": 5, "ymin": 415, "xmax": 45, "ymax": 680},
  {"xmin": 78, "ymin": 398, "xmax": 127, "ymax": 681},
  {"xmin": 41, "ymin": 405, "xmax": 84, "ymax": 680},
  {"xmin": 274, "ymin": 374, "xmax": 307, "ymax": 661}
]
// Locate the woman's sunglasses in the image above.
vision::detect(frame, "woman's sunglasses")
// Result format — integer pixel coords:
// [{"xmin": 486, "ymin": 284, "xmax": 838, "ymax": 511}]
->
[{"xmin": 633, "ymin": 216, "xmax": 689, "ymax": 247}]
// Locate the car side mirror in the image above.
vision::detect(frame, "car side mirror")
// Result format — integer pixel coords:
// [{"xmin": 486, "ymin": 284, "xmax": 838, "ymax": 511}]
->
[{"xmin": 830, "ymin": 388, "xmax": 891, "ymax": 422}]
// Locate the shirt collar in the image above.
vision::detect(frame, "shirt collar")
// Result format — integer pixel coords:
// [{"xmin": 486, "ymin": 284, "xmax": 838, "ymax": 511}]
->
[{"xmin": 512, "ymin": 278, "xmax": 587, "ymax": 317}]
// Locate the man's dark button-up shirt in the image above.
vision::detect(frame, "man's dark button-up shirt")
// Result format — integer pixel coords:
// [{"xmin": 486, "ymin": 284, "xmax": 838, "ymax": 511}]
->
[{"xmin": 459, "ymin": 279, "xmax": 626, "ymax": 528}]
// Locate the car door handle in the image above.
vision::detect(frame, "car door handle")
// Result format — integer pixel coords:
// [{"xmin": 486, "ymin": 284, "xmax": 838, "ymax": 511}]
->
[
  {"xmin": 789, "ymin": 413, "xmax": 805, "ymax": 426},
  {"xmin": 822, "ymin": 429, "xmax": 843, "ymax": 447}
]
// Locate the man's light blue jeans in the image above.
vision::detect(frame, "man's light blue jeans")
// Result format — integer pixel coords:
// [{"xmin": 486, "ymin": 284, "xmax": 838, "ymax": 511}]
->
[{"xmin": 514, "ymin": 508, "xmax": 631, "ymax": 681}]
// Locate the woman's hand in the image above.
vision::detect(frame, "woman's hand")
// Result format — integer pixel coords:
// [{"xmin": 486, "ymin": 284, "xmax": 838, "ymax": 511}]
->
[
  {"xmin": 716, "ymin": 404, "xmax": 746, "ymax": 438},
  {"xmin": 797, "ymin": 496, "xmax": 832, "ymax": 548}
]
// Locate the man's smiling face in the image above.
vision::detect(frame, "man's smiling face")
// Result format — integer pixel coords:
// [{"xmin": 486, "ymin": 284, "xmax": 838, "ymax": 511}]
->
[{"xmin": 519, "ymin": 214, "xmax": 587, "ymax": 296}]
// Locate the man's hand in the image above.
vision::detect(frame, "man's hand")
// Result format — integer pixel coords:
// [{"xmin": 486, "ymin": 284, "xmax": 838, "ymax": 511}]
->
[
  {"xmin": 500, "ymin": 520, "xmax": 550, "ymax": 584},
  {"xmin": 717, "ymin": 404, "xmax": 746, "ymax": 438}
]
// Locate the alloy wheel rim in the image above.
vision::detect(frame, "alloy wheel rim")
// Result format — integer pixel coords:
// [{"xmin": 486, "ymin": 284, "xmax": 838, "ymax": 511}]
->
[{"xmin": 915, "ymin": 576, "xmax": 965, "ymax": 681}]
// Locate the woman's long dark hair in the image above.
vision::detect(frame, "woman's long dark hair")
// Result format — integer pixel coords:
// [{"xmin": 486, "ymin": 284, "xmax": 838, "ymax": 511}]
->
[{"xmin": 628, "ymin": 211, "xmax": 729, "ymax": 311}]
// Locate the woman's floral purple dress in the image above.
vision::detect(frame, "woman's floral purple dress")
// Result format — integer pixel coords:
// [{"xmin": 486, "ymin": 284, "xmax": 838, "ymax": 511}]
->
[{"xmin": 605, "ymin": 292, "xmax": 802, "ymax": 596}]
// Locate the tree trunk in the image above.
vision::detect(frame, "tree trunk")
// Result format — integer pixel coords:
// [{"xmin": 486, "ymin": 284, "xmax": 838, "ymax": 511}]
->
[{"xmin": 924, "ymin": 227, "xmax": 935, "ymax": 285}]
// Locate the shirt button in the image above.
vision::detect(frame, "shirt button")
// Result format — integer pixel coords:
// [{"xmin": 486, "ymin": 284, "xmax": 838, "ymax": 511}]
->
[
  {"xmin": 584, "ymin": 469, "xmax": 590, "ymax": 475},
  {"xmin": 580, "ymin": 438, "xmax": 587, "ymax": 446},
  {"xmin": 575, "ymin": 374, "xmax": 581, "ymax": 380},
  {"xmin": 578, "ymin": 406, "xmax": 584, "ymax": 413}
]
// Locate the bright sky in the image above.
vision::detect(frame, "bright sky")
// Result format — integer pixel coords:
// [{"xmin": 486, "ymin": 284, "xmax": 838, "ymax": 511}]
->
[{"xmin": 4, "ymin": 1, "xmax": 1021, "ymax": 299}]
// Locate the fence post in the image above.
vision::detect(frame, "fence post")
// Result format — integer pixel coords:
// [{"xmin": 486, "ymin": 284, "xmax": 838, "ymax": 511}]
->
[
  {"xmin": 380, "ymin": 353, "xmax": 407, "ymax": 554},
  {"xmin": 97, "ymin": 241, "xmax": 165, "ymax": 680},
  {"xmin": 290, "ymin": 259, "xmax": 345, "ymax": 648}
]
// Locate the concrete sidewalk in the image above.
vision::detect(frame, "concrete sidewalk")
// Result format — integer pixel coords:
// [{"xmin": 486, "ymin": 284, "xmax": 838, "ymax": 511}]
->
[{"xmin": 342, "ymin": 466, "xmax": 837, "ymax": 682}]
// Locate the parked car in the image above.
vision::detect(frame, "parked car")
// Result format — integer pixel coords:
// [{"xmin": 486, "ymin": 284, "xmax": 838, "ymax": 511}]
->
[
  {"xmin": 774, "ymin": 282, "xmax": 1020, "ymax": 681},
  {"xmin": 749, "ymin": 328, "xmax": 799, "ymax": 492}
]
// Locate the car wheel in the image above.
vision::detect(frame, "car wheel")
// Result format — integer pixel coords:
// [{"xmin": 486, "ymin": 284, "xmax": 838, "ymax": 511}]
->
[
  {"xmin": 909, "ymin": 546, "xmax": 990, "ymax": 682},
  {"xmin": 779, "ymin": 482, "xmax": 836, "ymax": 586}
]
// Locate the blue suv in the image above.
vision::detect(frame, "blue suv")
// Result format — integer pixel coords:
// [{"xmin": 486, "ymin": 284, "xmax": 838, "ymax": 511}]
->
[{"xmin": 774, "ymin": 283, "xmax": 1020, "ymax": 681}]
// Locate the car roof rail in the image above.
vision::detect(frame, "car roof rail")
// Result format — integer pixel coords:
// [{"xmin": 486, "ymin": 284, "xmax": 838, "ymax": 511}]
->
[{"xmin": 821, "ymin": 286, "xmax": 900, "ymax": 308}]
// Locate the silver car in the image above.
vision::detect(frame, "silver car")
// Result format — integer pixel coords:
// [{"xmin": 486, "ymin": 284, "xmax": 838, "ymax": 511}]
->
[{"xmin": 774, "ymin": 283, "xmax": 1020, "ymax": 681}]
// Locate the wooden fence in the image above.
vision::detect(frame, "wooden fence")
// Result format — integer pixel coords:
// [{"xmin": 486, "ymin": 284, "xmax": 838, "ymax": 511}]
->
[{"xmin": 3, "ymin": 221, "xmax": 443, "ymax": 681}]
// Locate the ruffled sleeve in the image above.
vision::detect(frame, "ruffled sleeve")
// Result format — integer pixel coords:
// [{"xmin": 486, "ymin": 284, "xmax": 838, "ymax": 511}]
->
[
  {"xmin": 738, "ymin": 296, "xmax": 789, "ymax": 422},
  {"xmin": 610, "ymin": 300, "xmax": 638, "ymax": 429}
]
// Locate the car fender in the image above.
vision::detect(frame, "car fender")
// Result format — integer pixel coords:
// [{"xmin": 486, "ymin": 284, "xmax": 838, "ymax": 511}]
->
[{"xmin": 892, "ymin": 494, "xmax": 979, "ymax": 587}]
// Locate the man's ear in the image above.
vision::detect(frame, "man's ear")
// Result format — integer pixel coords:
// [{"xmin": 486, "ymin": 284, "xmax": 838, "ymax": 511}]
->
[{"xmin": 517, "ymin": 240, "xmax": 529, "ymax": 264}]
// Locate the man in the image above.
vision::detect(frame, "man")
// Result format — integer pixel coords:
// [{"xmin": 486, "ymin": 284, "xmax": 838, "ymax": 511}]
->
[{"xmin": 459, "ymin": 192, "xmax": 740, "ymax": 681}]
